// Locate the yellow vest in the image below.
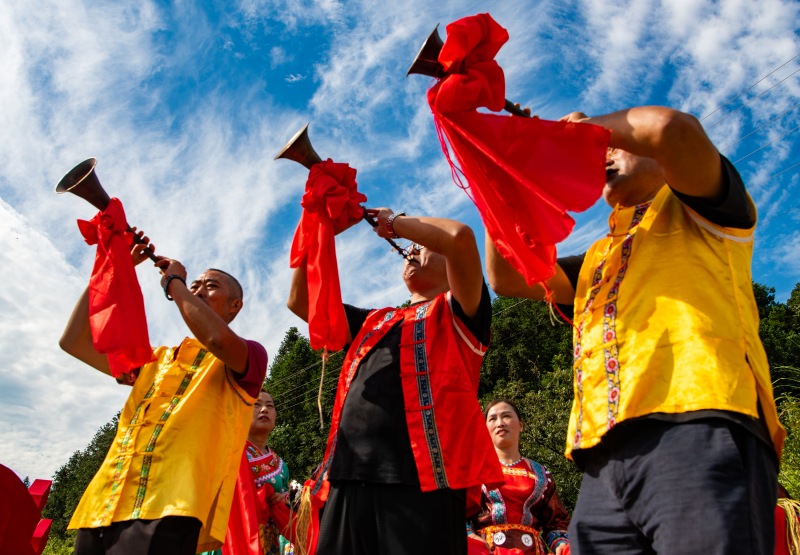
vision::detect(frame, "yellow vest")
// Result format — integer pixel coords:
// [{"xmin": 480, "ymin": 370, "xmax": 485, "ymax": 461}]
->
[
  {"xmin": 69, "ymin": 337, "xmax": 256, "ymax": 552},
  {"xmin": 567, "ymin": 186, "xmax": 785, "ymax": 460}
]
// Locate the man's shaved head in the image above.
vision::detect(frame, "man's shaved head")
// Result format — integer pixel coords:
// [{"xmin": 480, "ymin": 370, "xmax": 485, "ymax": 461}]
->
[{"xmin": 206, "ymin": 268, "xmax": 243, "ymax": 301}]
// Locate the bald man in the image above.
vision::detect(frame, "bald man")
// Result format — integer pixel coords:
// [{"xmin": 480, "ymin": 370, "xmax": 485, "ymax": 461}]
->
[{"xmin": 60, "ymin": 236, "xmax": 267, "ymax": 555}]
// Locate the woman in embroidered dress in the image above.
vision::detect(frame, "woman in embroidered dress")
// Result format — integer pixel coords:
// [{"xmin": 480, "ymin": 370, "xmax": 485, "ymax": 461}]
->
[
  {"xmin": 203, "ymin": 390, "xmax": 293, "ymax": 555},
  {"xmin": 246, "ymin": 390, "xmax": 292, "ymax": 554},
  {"xmin": 468, "ymin": 399, "xmax": 570, "ymax": 555}
]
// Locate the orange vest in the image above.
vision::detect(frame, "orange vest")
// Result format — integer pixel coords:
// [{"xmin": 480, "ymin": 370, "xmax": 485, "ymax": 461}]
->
[
  {"xmin": 313, "ymin": 292, "xmax": 503, "ymax": 499},
  {"xmin": 69, "ymin": 338, "xmax": 257, "ymax": 552},
  {"xmin": 568, "ymin": 186, "xmax": 785, "ymax": 459}
]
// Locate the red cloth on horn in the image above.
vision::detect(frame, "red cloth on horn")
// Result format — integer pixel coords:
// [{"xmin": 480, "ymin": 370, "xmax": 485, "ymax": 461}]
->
[
  {"xmin": 428, "ymin": 13, "xmax": 609, "ymax": 286},
  {"xmin": 77, "ymin": 198, "xmax": 154, "ymax": 377},
  {"xmin": 289, "ymin": 160, "xmax": 366, "ymax": 351}
]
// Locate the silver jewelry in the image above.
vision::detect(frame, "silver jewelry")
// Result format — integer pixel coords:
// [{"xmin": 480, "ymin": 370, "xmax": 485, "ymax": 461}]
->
[
  {"xmin": 500, "ymin": 457, "xmax": 523, "ymax": 467},
  {"xmin": 385, "ymin": 211, "xmax": 406, "ymax": 238}
]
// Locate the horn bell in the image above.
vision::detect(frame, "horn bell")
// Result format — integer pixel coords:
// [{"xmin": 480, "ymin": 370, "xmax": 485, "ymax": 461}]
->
[
  {"xmin": 55, "ymin": 158, "xmax": 111, "ymax": 212},
  {"xmin": 275, "ymin": 124, "xmax": 323, "ymax": 170},
  {"xmin": 406, "ymin": 25, "xmax": 445, "ymax": 78}
]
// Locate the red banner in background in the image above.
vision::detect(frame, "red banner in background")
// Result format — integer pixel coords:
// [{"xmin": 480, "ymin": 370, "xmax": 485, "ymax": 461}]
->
[
  {"xmin": 77, "ymin": 198, "xmax": 154, "ymax": 377},
  {"xmin": 428, "ymin": 13, "xmax": 609, "ymax": 287}
]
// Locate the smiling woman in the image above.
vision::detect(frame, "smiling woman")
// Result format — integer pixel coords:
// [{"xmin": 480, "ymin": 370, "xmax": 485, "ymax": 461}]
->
[{"xmin": 468, "ymin": 399, "xmax": 571, "ymax": 555}]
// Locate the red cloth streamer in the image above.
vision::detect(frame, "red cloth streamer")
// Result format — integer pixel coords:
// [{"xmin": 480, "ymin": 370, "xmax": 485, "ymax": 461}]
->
[
  {"xmin": 221, "ymin": 450, "xmax": 271, "ymax": 555},
  {"xmin": 289, "ymin": 160, "xmax": 366, "ymax": 351},
  {"xmin": 77, "ymin": 198, "xmax": 154, "ymax": 377},
  {"xmin": 222, "ymin": 449, "xmax": 298, "ymax": 555},
  {"xmin": 428, "ymin": 13, "xmax": 610, "ymax": 286}
]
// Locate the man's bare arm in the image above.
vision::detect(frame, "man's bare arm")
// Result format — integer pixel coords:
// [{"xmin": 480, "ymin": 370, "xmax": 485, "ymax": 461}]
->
[
  {"xmin": 485, "ymin": 230, "xmax": 575, "ymax": 304},
  {"xmin": 59, "ymin": 287, "xmax": 113, "ymax": 375},
  {"xmin": 565, "ymin": 106, "xmax": 724, "ymax": 202}
]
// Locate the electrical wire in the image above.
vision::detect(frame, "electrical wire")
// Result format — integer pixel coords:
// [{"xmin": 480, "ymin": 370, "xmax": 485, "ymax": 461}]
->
[
  {"xmin": 719, "ymin": 100, "xmax": 800, "ymax": 152},
  {"xmin": 705, "ymin": 66, "xmax": 800, "ymax": 131},
  {"xmin": 701, "ymin": 53, "xmax": 800, "ymax": 122},
  {"xmin": 732, "ymin": 123, "xmax": 800, "ymax": 164}
]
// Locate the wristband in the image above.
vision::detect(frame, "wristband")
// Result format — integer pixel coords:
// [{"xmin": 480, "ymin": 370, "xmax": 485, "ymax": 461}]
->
[
  {"xmin": 163, "ymin": 274, "xmax": 186, "ymax": 301},
  {"xmin": 385, "ymin": 211, "xmax": 406, "ymax": 239}
]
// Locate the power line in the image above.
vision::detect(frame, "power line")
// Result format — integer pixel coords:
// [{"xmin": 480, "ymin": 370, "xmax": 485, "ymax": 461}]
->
[
  {"xmin": 701, "ymin": 52, "xmax": 800, "ymax": 122},
  {"xmin": 733, "ymin": 123, "xmax": 800, "ymax": 164},
  {"xmin": 751, "ymin": 161, "xmax": 800, "ymax": 192},
  {"xmin": 719, "ymin": 100, "xmax": 800, "ymax": 152},
  {"xmin": 705, "ymin": 66, "xmax": 800, "ymax": 131}
]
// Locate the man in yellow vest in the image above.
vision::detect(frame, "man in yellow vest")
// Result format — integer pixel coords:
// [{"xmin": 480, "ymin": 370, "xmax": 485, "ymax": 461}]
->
[
  {"xmin": 60, "ymin": 236, "xmax": 268, "ymax": 555},
  {"xmin": 486, "ymin": 105, "xmax": 786, "ymax": 554}
]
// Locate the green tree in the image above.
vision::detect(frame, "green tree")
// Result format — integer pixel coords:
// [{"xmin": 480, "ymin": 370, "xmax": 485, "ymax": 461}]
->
[
  {"xmin": 43, "ymin": 415, "xmax": 119, "ymax": 539},
  {"xmin": 266, "ymin": 327, "xmax": 342, "ymax": 481},
  {"xmin": 480, "ymin": 296, "xmax": 582, "ymax": 510}
]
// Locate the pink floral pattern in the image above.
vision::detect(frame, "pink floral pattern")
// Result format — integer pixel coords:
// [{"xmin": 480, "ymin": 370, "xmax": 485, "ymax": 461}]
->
[{"xmin": 573, "ymin": 201, "xmax": 651, "ymax": 448}]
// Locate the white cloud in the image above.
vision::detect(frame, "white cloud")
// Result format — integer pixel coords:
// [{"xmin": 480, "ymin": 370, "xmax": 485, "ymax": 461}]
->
[
  {"xmin": 0, "ymin": 200, "xmax": 130, "ymax": 480},
  {"xmin": 270, "ymin": 45, "xmax": 291, "ymax": 68},
  {"xmin": 0, "ymin": 0, "xmax": 799, "ymax": 482}
]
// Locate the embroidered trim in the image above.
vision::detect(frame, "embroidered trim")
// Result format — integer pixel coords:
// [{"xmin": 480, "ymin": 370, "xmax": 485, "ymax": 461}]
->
[
  {"xmin": 248, "ymin": 445, "xmax": 286, "ymax": 488},
  {"xmin": 572, "ymin": 256, "xmax": 606, "ymax": 449},
  {"xmin": 99, "ymin": 356, "xmax": 166, "ymax": 523},
  {"xmin": 601, "ymin": 203, "xmax": 648, "ymax": 430},
  {"xmin": 520, "ymin": 459, "xmax": 548, "ymax": 528},
  {"xmin": 412, "ymin": 302, "xmax": 449, "ymax": 489},
  {"xmin": 313, "ymin": 311, "xmax": 396, "ymax": 496},
  {"xmin": 486, "ymin": 487, "xmax": 507, "ymax": 525},
  {"xmin": 130, "ymin": 349, "xmax": 205, "ymax": 518},
  {"xmin": 572, "ymin": 201, "xmax": 650, "ymax": 448}
]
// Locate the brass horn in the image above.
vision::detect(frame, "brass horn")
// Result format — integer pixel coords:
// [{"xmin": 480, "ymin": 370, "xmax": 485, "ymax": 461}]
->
[
  {"xmin": 56, "ymin": 158, "xmax": 159, "ymax": 263},
  {"xmin": 407, "ymin": 25, "xmax": 531, "ymax": 119},
  {"xmin": 275, "ymin": 124, "xmax": 409, "ymax": 260}
]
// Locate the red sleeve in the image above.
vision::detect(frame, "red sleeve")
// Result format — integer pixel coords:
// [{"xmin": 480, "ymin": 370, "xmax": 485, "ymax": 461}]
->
[{"xmin": 233, "ymin": 340, "xmax": 268, "ymax": 398}]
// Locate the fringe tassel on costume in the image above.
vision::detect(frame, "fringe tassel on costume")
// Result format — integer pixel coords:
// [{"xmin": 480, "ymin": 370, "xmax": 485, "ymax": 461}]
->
[
  {"xmin": 293, "ymin": 484, "xmax": 314, "ymax": 555},
  {"xmin": 779, "ymin": 498, "xmax": 800, "ymax": 555}
]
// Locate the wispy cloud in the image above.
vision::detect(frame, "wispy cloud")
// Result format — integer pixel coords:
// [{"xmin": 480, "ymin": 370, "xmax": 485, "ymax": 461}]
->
[{"xmin": 0, "ymin": 0, "xmax": 798, "ymax": 482}]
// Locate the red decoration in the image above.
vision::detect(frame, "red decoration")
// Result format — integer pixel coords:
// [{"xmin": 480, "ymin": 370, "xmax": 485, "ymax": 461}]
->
[
  {"xmin": 221, "ymin": 450, "xmax": 266, "ymax": 555},
  {"xmin": 289, "ymin": 160, "xmax": 366, "ymax": 351},
  {"xmin": 77, "ymin": 198, "xmax": 154, "ymax": 377},
  {"xmin": 0, "ymin": 465, "xmax": 52, "ymax": 555},
  {"xmin": 222, "ymin": 449, "xmax": 297, "ymax": 555},
  {"xmin": 467, "ymin": 536, "xmax": 492, "ymax": 555},
  {"xmin": 428, "ymin": 13, "xmax": 609, "ymax": 286}
]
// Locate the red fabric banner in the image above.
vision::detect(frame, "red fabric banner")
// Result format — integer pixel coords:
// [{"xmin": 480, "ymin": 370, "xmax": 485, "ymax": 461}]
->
[
  {"xmin": 428, "ymin": 13, "xmax": 609, "ymax": 286},
  {"xmin": 77, "ymin": 198, "xmax": 154, "ymax": 377},
  {"xmin": 289, "ymin": 160, "xmax": 366, "ymax": 352},
  {"xmin": 221, "ymin": 450, "xmax": 266, "ymax": 555}
]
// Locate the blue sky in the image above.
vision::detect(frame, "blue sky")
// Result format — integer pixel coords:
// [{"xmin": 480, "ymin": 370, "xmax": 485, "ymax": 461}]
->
[{"xmin": 1, "ymin": 0, "xmax": 798, "ymax": 481}]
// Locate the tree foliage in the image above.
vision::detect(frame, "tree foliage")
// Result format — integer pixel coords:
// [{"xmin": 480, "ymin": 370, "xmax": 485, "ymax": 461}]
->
[
  {"xmin": 43, "ymin": 415, "xmax": 119, "ymax": 539},
  {"xmin": 265, "ymin": 327, "xmax": 343, "ymax": 481}
]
